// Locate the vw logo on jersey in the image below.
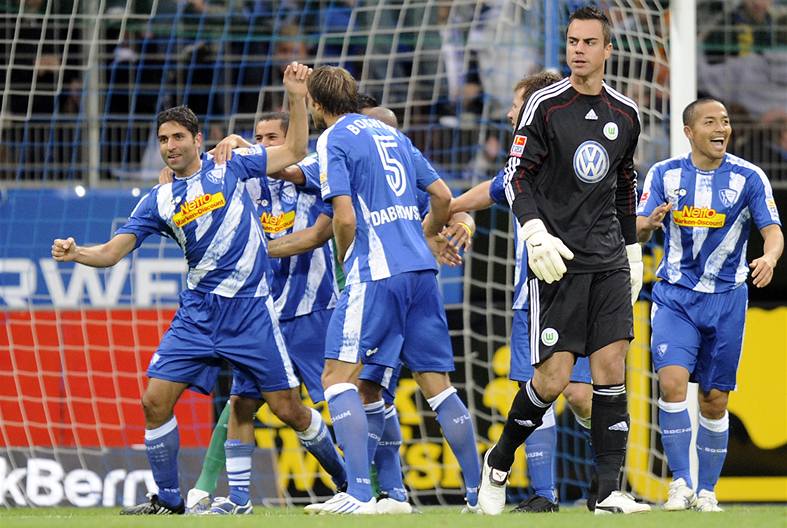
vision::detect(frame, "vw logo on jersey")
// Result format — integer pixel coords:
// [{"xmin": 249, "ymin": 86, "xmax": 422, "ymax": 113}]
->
[{"xmin": 573, "ymin": 140, "xmax": 609, "ymax": 184}]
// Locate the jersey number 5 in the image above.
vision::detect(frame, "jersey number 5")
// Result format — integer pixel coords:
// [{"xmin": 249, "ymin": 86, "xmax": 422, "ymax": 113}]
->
[{"xmin": 373, "ymin": 135, "xmax": 407, "ymax": 197}]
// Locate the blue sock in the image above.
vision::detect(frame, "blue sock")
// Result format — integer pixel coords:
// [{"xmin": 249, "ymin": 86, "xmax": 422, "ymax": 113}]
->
[
  {"xmin": 296, "ymin": 408, "xmax": 347, "ymax": 488},
  {"xmin": 144, "ymin": 416, "xmax": 182, "ymax": 508},
  {"xmin": 428, "ymin": 388, "xmax": 481, "ymax": 507},
  {"xmin": 697, "ymin": 412, "xmax": 729, "ymax": 494},
  {"xmin": 225, "ymin": 439, "xmax": 254, "ymax": 505},
  {"xmin": 374, "ymin": 406, "xmax": 407, "ymax": 502},
  {"xmin": 525, "ymin": 407, "xmax": 557, "ymax": 503},
  {"xmin": 364, "ymin": 400, "xmax": 386, "ymax": 465},
  {"xmin": 658, "ymin": 399, "xmax": 693, "ymax": 486},
  {"xmin": 325, "ymin": 383, "xmax": 372, "ymax": 501}
]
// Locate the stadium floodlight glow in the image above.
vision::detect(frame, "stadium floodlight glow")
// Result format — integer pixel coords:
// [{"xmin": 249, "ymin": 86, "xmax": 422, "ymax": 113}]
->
[
  {"xmin": 74, "ymin": 185, "xmax": 86, "ymax": 198},
  {"xmin": 131, "ymin": 187, "xmax": 141, "ymax": 197}
]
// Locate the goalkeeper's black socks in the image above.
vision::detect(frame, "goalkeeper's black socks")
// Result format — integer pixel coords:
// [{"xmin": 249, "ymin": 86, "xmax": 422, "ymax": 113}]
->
[
  {"xmin": 488, "ymin": 380, "xmax": 552, "ymax": 471},
  {"xmin": 591, "ymin": 384, "xmax": 629, "ymax": 502}
]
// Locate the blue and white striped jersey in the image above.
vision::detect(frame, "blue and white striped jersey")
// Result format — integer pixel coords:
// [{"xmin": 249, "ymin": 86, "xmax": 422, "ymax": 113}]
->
[
  {"xmin": 318, "ymin": 113, "xmax": 439, "ymax": 285},
  {"xmin": 638, "ymin": 152, "xmax": 781, "ymax": 293},
  {"xmin": 246, "ymin": 153, "xmax": 338, "ymax": 320},
  {"xmin": 490, "ymin": 169, "xmax": 528, "ymax": 310},
  {"xmin": 117, "ymin": 145, "xmax": 272, "ymax": 298}
]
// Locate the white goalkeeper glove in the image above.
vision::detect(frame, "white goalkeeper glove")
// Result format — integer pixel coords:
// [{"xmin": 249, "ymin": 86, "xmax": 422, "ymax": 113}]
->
[
  {"xmin": 522, "ymin": 219, "xmax": 574, "ymax": 284},
  {"xmin": 627, "ymin": 243, "xmax": 643, "ymax": 306}
]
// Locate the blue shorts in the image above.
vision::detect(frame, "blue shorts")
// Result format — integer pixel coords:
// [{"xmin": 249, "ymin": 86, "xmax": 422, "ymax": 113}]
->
[
  {"xmin": 325, "ymin": 270, "xmax": 454, "ymax": 373},
  {"xmin": 358, "ymin": 363, "xmax": 402, "ymax": 405},
  {"xmin": 510, "ymin": 309, "xmax": 591, "ymax": 383},
  {"xmin": 650, "ymin": 281, "xmax": 748, "ymax": 392},
  {"xmin": 149, "ymin": 290, "xmax": 299, "ymax": 396},
  {"xmin": 233, "ymin": 309, "xmax": 332, "ymax": 402}
]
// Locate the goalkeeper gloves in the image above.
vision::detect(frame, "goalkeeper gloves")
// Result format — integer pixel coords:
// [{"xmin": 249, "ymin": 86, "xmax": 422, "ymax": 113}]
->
[
  {"xmin": 522, "ymin": 219, "xmax": 574, "ymax": 284},
  {"xmin": 626, "ymin": 243, "xmax": 643, "ymax": 306}
]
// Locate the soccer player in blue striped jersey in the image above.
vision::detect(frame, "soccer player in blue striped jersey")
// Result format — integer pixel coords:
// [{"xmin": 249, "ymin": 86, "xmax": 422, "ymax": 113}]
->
[
  {"xmin": 173, "ymin": 112, "xmax": 346, "ymax": 514},
  {"xmin": 637, "ymin": 98, "xmax": 783, "ymax": 512},
  {"xmin": 51, "ymin": 63, "xmax": 322, "ymax": 516},
  {"xmin": 266, "ymin": 103, "xmax": 471, "ymax": 514},
  {"xmin": 448, "ymin": 71, "xmax": 595, "ymax": 513},
  {"xmin": 302, "ymin": 66, "xmax": 481, "ymax": 515}
]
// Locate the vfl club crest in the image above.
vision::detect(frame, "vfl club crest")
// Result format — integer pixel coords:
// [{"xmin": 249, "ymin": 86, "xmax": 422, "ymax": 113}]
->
[
  {"xmin": 656, "ymin": 343, "xmax": 668, "ymax": 359},
  {"xmin": 719, "ymin": 188, "xmax": 738, "ymax": 208},
  {"xmin": 206, "ymin": 167, "xmax": 225, "ymax": 184},
  {"xmin": 573, "ymin": 140, "xmax": 609, "ymax": 184}
]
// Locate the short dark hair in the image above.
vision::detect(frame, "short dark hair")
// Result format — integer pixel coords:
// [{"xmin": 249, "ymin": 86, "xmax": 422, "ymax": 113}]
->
[
  {"xmin": 682, "ymin": 97, "xmax": 726, "ymax": 126},
  {"xmin": 356, "ymin": 92, "xmax": 379, "ymax": 112},
  {"xmin": 157, "ymin": 105, "xmax": 199, "ymax": 137},
  {"xmin": 514, "ymin": 70, "xmax": 562, "ymax": 102},
  {"xmin": 258, "ymin": 111, "xmax": 290, "ymax": 134},
  {"xmin": 308, "ymin": 66, "xmax": 358, "ymax": 116},
  {"xmin": 568, "ymin": 5, "xmax": 612, "ymax": 46}
]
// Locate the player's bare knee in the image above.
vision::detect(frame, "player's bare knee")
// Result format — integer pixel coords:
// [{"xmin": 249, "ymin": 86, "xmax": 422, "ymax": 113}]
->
[
  {"xmin": 532, "ymin": 373, "xmax": 569, "ymax": 402},
  {"xmin": 658, "ymin": 374, "xmax": 688, "ymax": 402},
  {"xmin": 412, "ymin": 371, "xmax": 450, "ymax": 399},
  {"xmin": 230, "ymin": 395, "xmax": 258, "ymax": 423},
  {"xmin": 141, "ymin": 391, "xmax": 172, "ymax": 427},
  {"xmin": 267, "ymin": 389, "xmax": 311, "ymax": 430},
  {"xmin": 564, "ymin": 383, "xmax": 592, "ymax": 418},
  {"xmin": 699, "ymin": 390, "xmax": 729, "ymax": 420},
  {"xmin": 357, "ymin": 379, "xmax": 383, "ymax": 404}
]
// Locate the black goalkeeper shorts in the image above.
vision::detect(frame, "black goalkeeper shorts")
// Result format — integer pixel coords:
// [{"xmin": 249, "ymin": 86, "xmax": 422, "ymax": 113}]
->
[{"xmin": 527, "ymin": 269, "xmax": 633, "ymax": 365}]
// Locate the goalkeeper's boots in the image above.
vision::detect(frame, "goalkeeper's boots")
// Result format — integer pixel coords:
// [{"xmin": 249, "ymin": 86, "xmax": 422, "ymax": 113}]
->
[
  {"xmin": 185, "ymin": 488, "xmax": 212, "ymax": 515},
  {"xmin": 120, "ymin": 493, "xmax": 185, "ymax": 515},
  {"xmin": 376, "ymin": 492, "xmax": 413, "ymax": 514},
  {"xmin": 694, "ymin": 490, "xmax": 723, "ymax": 512},
  {"xmin": 663, "ymin": 478, "xmax": 696, "ymax": 511},
  {"xmin": 205, "ymin": 496, "xmax": 253, "ymax": 515},
  {"xmin": 594, "ymin": 491, "xmax": 651, "ymax": 515},
  {"xmin": 478, "ymin": 447, "xmax": 509, "ymax": 515},
  {"xmin": 304, "ymin": 492, "xmax": 377, "ymax": 515},
  {"xmin": 511, "ymin": 494, "xmax": 559, "ymax": 513}
]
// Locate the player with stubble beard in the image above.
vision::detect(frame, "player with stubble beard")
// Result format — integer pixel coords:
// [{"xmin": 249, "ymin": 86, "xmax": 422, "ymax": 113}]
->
[{"xmin": 478, "ymin": 6, "xmax": 650, "ymax": 515}]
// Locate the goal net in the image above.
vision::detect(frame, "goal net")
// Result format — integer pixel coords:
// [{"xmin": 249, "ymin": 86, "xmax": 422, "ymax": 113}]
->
[{"xmin": 1, "ymin": 0, "xmax": 673, "ymax": 508}]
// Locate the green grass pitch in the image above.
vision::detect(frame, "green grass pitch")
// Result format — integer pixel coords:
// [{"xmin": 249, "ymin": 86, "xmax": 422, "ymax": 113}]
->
[{"xmin": 1, "ymin": 506, "xmax": 785, "ymax": 528}]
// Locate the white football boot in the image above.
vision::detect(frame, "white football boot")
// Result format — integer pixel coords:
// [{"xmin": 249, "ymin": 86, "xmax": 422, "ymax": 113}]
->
[
  {"xmin": 185, "ymin": 488, "xmax": 212, "ymax": 515},
  {"xmin": 695, "ymin": 490, "xmax": 723, "ymax": 512},
  {"xmin": 304, "ymin": 492, "xmax": 377, "ymax": 515},
  {"xmin": 376, "ymin": 496, "xmax": 413, "ymax": 514},
  {"xmin": 477, "ymin": 447, "xmax": 509, "ymax": 515},
  {"xmin": 594, "ymin": 491, "xmax": 651, "ymax": 515},
  {"xmin": 663, "ymin": 478, "xmax": 696, "ymax": 511}
]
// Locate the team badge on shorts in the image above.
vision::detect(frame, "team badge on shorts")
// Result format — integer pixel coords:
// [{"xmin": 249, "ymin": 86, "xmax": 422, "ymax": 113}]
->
[
  {"xmin": 603, "ymin": 122, "xmax": 618, "ymax": 140},
  {"xmin": 656, "ymin": 343, "xmax": 668, "ymax": 358},
  {"xmin": 509, "ymin": 135, "xmax": 527, "ymax": 158},
  {"xmin": 541, "ymin": 327, "xmax": 559, "ymax": 346}
]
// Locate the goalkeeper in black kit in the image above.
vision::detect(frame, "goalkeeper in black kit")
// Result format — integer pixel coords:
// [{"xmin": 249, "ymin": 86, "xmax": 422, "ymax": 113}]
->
[{"xmin": 478, "ymin": 6, "xmax": 650, "ymax": 515}]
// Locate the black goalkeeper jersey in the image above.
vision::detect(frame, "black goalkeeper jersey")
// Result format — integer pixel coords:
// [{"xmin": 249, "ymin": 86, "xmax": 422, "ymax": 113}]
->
[{"xmin": 503, "ymin": 77, "xmax": 640, "ymax": 273}]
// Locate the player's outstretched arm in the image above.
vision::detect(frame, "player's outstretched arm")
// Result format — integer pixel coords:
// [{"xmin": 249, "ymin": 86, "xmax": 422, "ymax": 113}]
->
[
  {"xmin": 266, "ymin": 62, "xmax": 310, "ymax": 174},
  {"xmin": 51, "ymin": 233, "xmax": 137, "ymax": 268},
  {"xmin": 267, "ymin": 214, "xmax": 333, "ymax": 258},
  {"xmin": 636, "ymin": 202, "xmax": 672, "ymax": 243},
  {"xmin": 750, "ymin": 224, "xmax": 784, "ymax": 288},
  {"xmin": 449, "ymin": 180, "xmax": 494, "ymax": 214}
]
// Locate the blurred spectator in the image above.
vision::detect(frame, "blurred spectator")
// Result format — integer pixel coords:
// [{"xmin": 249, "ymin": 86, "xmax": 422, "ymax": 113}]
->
[{"xmin": 701, "ymin": 0, "xmax": 782, "ymax": 64}]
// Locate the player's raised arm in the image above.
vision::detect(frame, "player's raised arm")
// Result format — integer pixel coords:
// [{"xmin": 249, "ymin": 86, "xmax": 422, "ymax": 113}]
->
[
  {"xmin": 266, "ymin": 62, "xmax": 311, "ymax": 173},
  {"xmin": 51, "ymin": 233, "xmax": 137, "ymax": 268}
]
